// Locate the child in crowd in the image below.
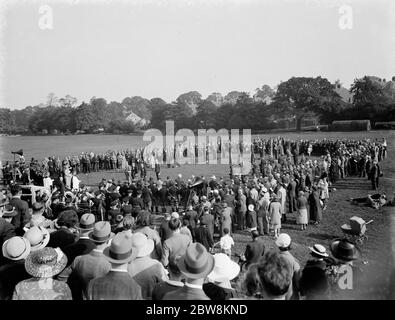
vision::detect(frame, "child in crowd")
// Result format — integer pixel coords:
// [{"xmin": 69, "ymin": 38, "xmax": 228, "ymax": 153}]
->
[{"xmin": 214, "ymin": 227, "xmax": 234, "ymax": 257}]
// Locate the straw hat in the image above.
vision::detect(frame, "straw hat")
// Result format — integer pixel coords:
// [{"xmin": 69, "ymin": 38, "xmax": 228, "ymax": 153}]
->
[
  {"xmin": 275, "ymin": 233, "xmax": 291, "ymax": 249},
  {"xmin": 88, "ymin": 221, "xmax": 114, "ymax": 244},
  {"xmin": 103, "ymin": 232, "xmax": 137, "ymax": 264},
  {"xmin": 76, "ymin": 213, "xmax": 96, "ymax": 231},
  {"xmin": 207, "ymin": 253, "xmax": 240, "ymax": 283},
  {"xmin": 23, "ymin": 226, "xmax": 50, "ymax": 251},
  {"xmin": 309, "ymin": 244, "xmax": 329, "ymax": 258},
  {"xmin": 25, "ymin": 247, "xmax": 68, "ymax": 278},
  {"xmin": 2, "ymin": 236, "xmax": 31, "ymax": 261},
  {"xmin": 130, "ymin": 233, "xmax": 154, "ymax": 258},
  {"xmin": 2, "ymin": 205, "xmax": 17, "ymax": 218},
  {"xmin": 177, "ymin": 243, "xmax": 214, "ymax": 279}
]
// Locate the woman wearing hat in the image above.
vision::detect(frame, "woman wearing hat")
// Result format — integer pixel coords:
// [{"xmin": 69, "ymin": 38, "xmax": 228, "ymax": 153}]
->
[
  {"xmin": 203, "ymin": 253, "xmax": 240, "ymax": 300},
  {"xmin": 23, "ymin": 225, "xmax": 50, "ymax": 252},
  {"xmin": 47, "ymin": 210, "xmax": 79, "ymax": 250},
  {"xmin": 308, "ymin": 186, "xmax": 322, "ymax": 225},
  {"xmin": 268, "ymin": 195, "xmax": 282, "ymax": 238},
  {"xmin": 0, "ymin": 236, "xmax": 31, "ymax": 299},
  {"xmin": 245, "ymin": 204, "xmax": 257, "ymax": 231},
  {"xmin": 296, "ymin": 191, "xmax": 308, "ymax": 231},
  {"xmin": 299, "ymin": 244, "xmax": 332, "ymax": 300},
  {"xmin": 12, "ymin": 247, "xmax": 71, "ymax": 300}
]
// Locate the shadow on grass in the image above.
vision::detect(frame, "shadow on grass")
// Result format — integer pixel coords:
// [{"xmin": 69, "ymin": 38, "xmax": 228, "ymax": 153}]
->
[{"xmin": 306, "ymin": 232, "xmax": 338, "ymax": 241}]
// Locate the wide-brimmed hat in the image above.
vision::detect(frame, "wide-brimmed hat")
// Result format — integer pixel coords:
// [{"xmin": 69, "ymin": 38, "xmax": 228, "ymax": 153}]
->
[
  {"xmin": 248, "ymin": 204, "xmax": 254, "ymax": 211},
  {"xmin": 309, "ymin": 244, "xmax": 329, "ymax": 258},
  {"xmin": 275, "ymin": 233, "xmax": 291, "ymax": 248},
  {"xmin": 2, "ymin": 205, "xmax": 17, "ymax": 218},
  {"xmin": 103, "ymin": 232, "xmax": 137, "ymax": 264},
  {"xmin": 25, "ymin": 247, "xmax": 68, "ymax": 278},
  {"xmin": 330, "ymin": 239, "xmax": 361, "ymax": 261},
  {"xmin": 23, "ymin": 226, "xmax": 50, "ymax": 251},
  {"xmin": 130, "ymin": 233, "xmax": 154, "ymax": 258},
  {"xmin": 2, "ymin": 236, "xmax": 31, "ymax": 261},
  {"xmin": 207, "ymin": 253, "xmax": 240, "ymax": 283},
  {"xmin": 178, "ymin": 242, "xmax": 215, "ymax": 279},
  {"xmin": 76, "ymin": 213, "xmax": 95, "ymax": 231},
  {"xmin": 88, "ymin": 221, "xmax": 114, "ymax": 243}
]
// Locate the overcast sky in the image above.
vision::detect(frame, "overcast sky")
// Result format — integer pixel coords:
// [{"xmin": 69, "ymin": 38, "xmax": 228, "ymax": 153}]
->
[{"xmin": 0, "ymin": 0, "xmax": 394, "ymax": 109}]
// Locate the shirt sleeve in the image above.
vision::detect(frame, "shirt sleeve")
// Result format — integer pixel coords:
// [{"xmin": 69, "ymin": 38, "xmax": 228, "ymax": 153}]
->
[
  {"xmin": 161, "ymin": 241, "xmax": 170, "ymax": 267},
  {"xmin": 12, "ymin": 285, "xmax": 20, "ymax": 300}
]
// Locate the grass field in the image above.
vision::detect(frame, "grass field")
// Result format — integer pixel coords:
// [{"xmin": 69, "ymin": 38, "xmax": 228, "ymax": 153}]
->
[{"xmin": 77, "ymin": 130, "xmax": 395, "ymax": 299}]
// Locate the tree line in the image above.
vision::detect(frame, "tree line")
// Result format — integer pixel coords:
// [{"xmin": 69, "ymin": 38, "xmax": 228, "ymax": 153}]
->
[{"xmin": 1, "ymin": 75, "xmax": 394, "ymax": 135}]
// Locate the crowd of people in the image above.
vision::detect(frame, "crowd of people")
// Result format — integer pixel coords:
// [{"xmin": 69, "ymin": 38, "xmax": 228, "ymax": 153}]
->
[{"xmin": 0, "ymin": 136, "xmax": 391, "ymax": 300}]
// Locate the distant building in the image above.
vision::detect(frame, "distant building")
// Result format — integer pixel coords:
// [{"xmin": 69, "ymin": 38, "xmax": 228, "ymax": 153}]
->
[
  {"xmin": 333, "ymin": 80, "xmax": 353, "ymax": 103},
  {"xmin": 365, "ymin": 76, "xmax": 395, "ymax": 99},
  {"xmin": 125, "ymin": 111, "xmax": 149, "ymax": 127},
  {"xmin": 382, "ymin": 76, "xmax": 395, "ymax": 99}
]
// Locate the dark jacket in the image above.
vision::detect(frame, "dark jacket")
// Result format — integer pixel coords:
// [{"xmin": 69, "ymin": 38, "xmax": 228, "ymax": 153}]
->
[
  {"xmin": 0, "ymin": 218, "xmax": 16, "ymax": 252},
  {"xmin": 86, "ymin": 271, "xmax": 143, "ymax": 300},
  {"xmin": 47, "ymin": 228, "xmax": 77, "ymax": 250},
  {"xmin": 194, "ymin": 225, "xmax": 214, "ymax": 251},
  {"xmin": 62, "ymin": 238, "xmax": 96, "ymax": 266},
  {"xmin": 159, "ymin": 220, "xmax": 172, "ymax": 242},
  {"xmin": 203, "ymin": 282, "xmax": 239, "ymax": 300},
  {"xmin": 152, "ymin": 280, "xmax": 184, "ymax": 300},
  {"xmin": 244, "ymin": 238, "xmax": 265, "ymax": 267},
  {"xmin": 0, "ymin": 259, "xmax": 30, "ymax": 300},
  {"xmin": 9, "ymin": 197, "xmax": 30, "ymax": 235},
  {"xmin": 163, "ymin": 284, "xmax": 210, "ymax": 300},
  {"xmin": 200, "ymin": 213, "xmax": 215, "ymax": 237}
]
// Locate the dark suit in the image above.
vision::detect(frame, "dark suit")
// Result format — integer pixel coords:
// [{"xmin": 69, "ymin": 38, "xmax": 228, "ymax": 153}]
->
[
  {"xmin": 62, "ymin": 237, "xmax": 96, "ymax": 266},
  {"xmin": 9, "ymin": 197, "xmax": 30, "ymax": 235},
  {"xmin": 159, "ymin": 220, "xmax": 172, "ymax": 242},
  {"xmin": 163, "ymin": 284, "xmax": 210, "ymax": 300},
  {"xmin": 0, "ymin": 217, "xmax": 16, "ymax": 250},
  {"xmin": 47, "ymin": 228, "xmax": 77, "ymax": 250},
  {"xmin": 60, "ymin": 250, "xmax": 111, "ymax": 300},
  {"xmin": 86, "ymin": 271, "xmax": 142, "ymax": 300},
  {"xmin": 0, "ymin": 259, "xmax": 30, "ymax": 300},
  {"xmin": 194, "ymin": 225, "xmax": 214, "ymax": 252},
  {"xmin": 200, "ymin": 213, "xmax": 214, "ymax": 237},
  {"xmin": 184, "ymin": 210, "xmax": 198, "ymax": 230},
  {"xmin": 244, "ymin": 238, "xmax": 265, "ymax": 267}
]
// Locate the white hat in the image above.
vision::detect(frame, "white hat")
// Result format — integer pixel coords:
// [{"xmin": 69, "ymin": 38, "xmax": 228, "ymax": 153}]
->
[
  {"xmin": 2, "ymin": 236, "xmax": 31, "ymax": 261},
  {"xmin": 23, "ymin": 226, "xmax": 50, "ymax": 251},
  {"xmin": 207, "ymin": 253, "xmax": 240, "ymax": 283},
  {"xmin": 309, "ymin": 244, "xmax": 329, "ymax": 257},
  {"xmin": 248, "ymin": 204, "xmax": 254, "ymax": 211},
  {"xmin": 171, "ymin": 212, "xmax": 179, "ymax": 219},
  {"xmin": 275, "ymin": 233, "xmax": 291, "ymax": 248},
  {"xmin": 131, "ymin": 233, "xmax": 154, "ymax": 258}
]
